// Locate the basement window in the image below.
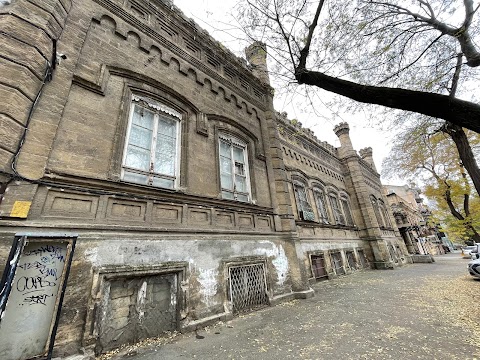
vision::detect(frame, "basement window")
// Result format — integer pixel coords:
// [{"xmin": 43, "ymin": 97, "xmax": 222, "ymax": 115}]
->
[
  {"xmin": 331, "ymin": 251, "xmax": 345, "ymax": 275},
  {"xmin": 310, "ymin": 254, "xmax": 328, "ymax": 280}
]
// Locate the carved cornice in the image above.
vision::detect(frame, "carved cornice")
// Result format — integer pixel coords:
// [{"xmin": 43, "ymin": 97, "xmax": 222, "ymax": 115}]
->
[{"xmin": 90, "ymin": 0, "xmax": 269, "ymax": 110}]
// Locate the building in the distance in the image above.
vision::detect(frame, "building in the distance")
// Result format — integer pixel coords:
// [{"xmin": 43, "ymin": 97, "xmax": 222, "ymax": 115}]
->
[
  {"xmin": 384, "ymin": 185, "xmax": 444, "ymax": 255},
  {"xmin": 0, "ymin": 1, "xmax": 407, "ymax": 359}
]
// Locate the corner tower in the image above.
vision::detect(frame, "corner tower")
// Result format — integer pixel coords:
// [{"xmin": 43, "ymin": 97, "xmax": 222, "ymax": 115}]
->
[{"xmin": 334, "ymin": 123, "xmax": 405, "ymax": 269}]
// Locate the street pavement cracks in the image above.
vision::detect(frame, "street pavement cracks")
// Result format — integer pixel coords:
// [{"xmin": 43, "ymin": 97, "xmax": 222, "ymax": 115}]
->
[{"xmin": 101, "ymin": 252, "xmax": 480, "ymax": 360}]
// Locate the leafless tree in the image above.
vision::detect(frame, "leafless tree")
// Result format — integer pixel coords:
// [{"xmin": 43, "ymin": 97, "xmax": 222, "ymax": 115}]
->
[{"xmin": 237, "ymin": 0, "xmax": 480, "ymax": 193}]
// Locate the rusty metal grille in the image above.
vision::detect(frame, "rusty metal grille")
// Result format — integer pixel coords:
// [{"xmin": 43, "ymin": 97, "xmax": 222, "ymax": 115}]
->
[
  {"xmin": 310, "ymin": 255, "xmax": 328, "ymax": 280},
  {"xmin": 229, "ymin": 263, "xmax": 268, "ymax": 314},
  {"xmin": 331, "ymin": 252, "xmax": 345, "ymax": 275},
  {"xmin": 346, "ymin": 251, "xmax": 357, "ymax": 270}
]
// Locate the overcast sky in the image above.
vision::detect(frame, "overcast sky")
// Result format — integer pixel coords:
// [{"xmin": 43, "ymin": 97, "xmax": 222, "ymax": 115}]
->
[{"xmin": 176, "ymin": 0, "xmax": 398, "ymax": 183}]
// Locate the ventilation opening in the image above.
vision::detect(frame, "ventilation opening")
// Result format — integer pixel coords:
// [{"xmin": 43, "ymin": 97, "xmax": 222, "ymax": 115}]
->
[
  {"xmin": 98, "ymin": 273, "xmax": 178, "ymax": 354},
  {"xmin": 310, "ymin": 254, "xmax": 328, "ymax": 280},
  {"xmin": 228, "ymin": 263, "xmax": 268, "ymax": 314}
]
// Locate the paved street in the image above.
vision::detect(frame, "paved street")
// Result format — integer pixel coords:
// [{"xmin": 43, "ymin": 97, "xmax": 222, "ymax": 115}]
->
[{"xmin": 103, "ymin": 252, "xmax": 480, "ymax": 360}]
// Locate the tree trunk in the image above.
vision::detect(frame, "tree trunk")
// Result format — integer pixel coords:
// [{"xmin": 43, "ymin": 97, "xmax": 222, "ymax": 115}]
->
[
  {"xmin": 468, "ymin": 226, "xmax": 480, "ymax": 243},
  {"xmin": 444, "ymin": 185, "xmax": 480, "ymax": 242},
  {"xmin": 442, "ymin": 122, "xmax": 480, "ymax": 197},
  {"xmin": 295, "ymin": 70, "xmax": 480, "ymax": 133}
]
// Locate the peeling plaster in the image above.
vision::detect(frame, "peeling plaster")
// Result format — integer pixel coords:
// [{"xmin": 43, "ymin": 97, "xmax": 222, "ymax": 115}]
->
[
  {"xmin": 197, "ymin": 268, "xmax": 218, "ymax": 306},
  {"xmin": 136, "ymin": 280, "xmax": 147, "ymax": 321},
  {"xmin": 84, "ymin": 247, "xmax": 98, "ymax": 264},
  {"xmin": 255, "ymin": 242, "xmax": 289, "ymax": 286}
]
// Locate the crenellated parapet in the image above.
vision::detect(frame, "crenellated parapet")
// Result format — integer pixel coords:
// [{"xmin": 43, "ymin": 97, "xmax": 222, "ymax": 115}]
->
[
  {"xmin": 86, "ymin": 0, "xmax": 271, "ymax": 106},
  {"xmin": 333, "ymin": 122, "xmax": 350, "ymax": 137},
  {"xmin": 275, "ymin": 111, "xmax": 338, "ymax": 156}
]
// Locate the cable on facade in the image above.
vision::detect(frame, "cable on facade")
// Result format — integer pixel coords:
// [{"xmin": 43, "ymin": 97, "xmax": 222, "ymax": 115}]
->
[{"xmin": 0, "ymin": 39, "xmax": 56, "ymax": 199}]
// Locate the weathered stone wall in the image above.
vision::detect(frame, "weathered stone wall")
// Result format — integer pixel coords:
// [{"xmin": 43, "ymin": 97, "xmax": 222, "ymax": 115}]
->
[{"xmin": 0, "ymin": 0, "xmax": 305, "ymax": 357}]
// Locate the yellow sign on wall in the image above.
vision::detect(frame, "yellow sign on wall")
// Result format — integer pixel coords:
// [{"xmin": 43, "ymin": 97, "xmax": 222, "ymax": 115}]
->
[{"xmin": 10, "ymin": 201, "xmax": 32, "ymax": 218}]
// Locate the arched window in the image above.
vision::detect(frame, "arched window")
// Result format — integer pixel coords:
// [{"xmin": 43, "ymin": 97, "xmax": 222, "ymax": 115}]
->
[
  {"xmin": 328, "ymin": 193, "xmax": 345, "ymax": 225},
  {"xmin": 378, "ymin": 200, "xmax": 392, "ymax": 228},
  {"xmin": 370, "ymin": 195, "xmax": 385, "ymax": 228},
  {"xmin": 293, "ymin": 181, "xmax": 314, "ymax": 221},
  {"xmin": 122, "ymin": 95, "xmax": 181, "ymax": 189},
  {"xmin": 313, "ymin": 187, "xmax": 330, "ymax": 224},
  {"xmin": 340, "ymin": 196, "xmax": 354, "ymax": 226}
]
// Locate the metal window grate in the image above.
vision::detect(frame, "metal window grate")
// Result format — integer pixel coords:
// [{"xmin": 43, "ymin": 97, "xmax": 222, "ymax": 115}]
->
[
  {"xmin": 346, "ymin": 251, "xmax": 357, "ymax": 270},
  {"xmin": 331, "ymin": 252, "xmax": 345, "ymax": 275},
  {"xmin": 229, "ymin": 263, "xmax": 268, "ymax": 314},
  {"xmin": 358, "ymin": 250, "xmax": 368, "ymax": 268},
  {"xmin": 311, "ymin": 255, "xmax": 328, "ymax": 280}
]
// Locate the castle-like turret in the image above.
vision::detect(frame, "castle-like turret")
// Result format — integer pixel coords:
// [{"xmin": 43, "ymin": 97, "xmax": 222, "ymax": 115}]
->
[
  {"xmin": 359, "ymin": 147, "xmax": 377, "ymax": 172},
  {"xmin": 245, "ymin": 41, "xmax": 270, "ymax": 85},
  {"xmin": 333, "ymin": 122, "xmax": 356, "ymax": 158}
]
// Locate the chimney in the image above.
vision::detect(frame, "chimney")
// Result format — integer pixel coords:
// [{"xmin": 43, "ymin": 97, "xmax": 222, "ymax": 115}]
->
[
  {"xmin": 245, "ymin": 41, "xmax": 270, "ymax": 85},
  {"xmin": 359, "ymin": 147, "xmax": 377, "ymax": 172}
]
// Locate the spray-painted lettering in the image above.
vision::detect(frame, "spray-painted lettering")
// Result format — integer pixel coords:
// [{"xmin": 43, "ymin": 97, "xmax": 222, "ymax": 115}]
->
[
  {"xmin": 16, "ymin": 276, "xmax": 56, "ymax": 292},
  {"xmin": 18, "ymin": 261, "xmax": 59, "ymax": 280},
  {"xmin": 22, "ymin": 294, "xmax": 53, "ymax": 306},
  {"xmin": 23, "ymin": 245, "xmax": 66, "ymax": 262}
]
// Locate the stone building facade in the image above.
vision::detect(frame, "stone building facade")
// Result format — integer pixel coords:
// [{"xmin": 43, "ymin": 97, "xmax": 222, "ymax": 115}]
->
[
  {"xmin": 277, "ymin": 115, "xmax": 408, "ymax": 281},
  {"xmin": 0, "ymin": 0, "xmax": 406, "ymax": 358},
  {"xmin": 384, "ymin": 185, "xmax": 443, "ymax": 255}
]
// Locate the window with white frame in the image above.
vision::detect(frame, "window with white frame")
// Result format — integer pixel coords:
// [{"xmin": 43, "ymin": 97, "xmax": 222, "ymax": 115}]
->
[
  {"xmin": 122, "ymin": 95, "xmax": 181, "ymax": 189},
  {"xmin": 340, "ymin": 197, "xmax": 354, "ymax": 226},
  {"xmin": 219, "ymin": 134, "xmax": 251, "ymax": 202},
  {"xmin": 329, "ymin": 194, "xmax": 345, "ymax": 225},
  {"xmin": 294, "ymin": 182, "xmax": 314, "ymax": 221},
  {"xmin": 314, "ymin": 188, "xmax": 329, "ymax": 224}
]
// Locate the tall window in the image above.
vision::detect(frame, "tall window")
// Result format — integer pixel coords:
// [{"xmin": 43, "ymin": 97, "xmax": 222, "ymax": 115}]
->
[
  {"xmin": 340, "ymin": 198, "xmax": 354, "ymax": 226},
  {"xmin": 329, "ymin": 194, "xmax": 345, "ymax": 225},
  {"xmin": 122, "ymin": 96, "xmax": 181, "ymax": 189},
  {"xmin": 379, "ymin": 200, "xmax": 392, "ymax": 228},
  {"xmin": 122, "ymin": 95, "xmax": 181, "ymax": 189},
  {"xmin": 371, "ymin": 196, "xmax": 385, "ymax": 227},
  {"xmin": 294, "ymin": 182, "xmax": 314, "ymax": 220},
  {"xmin": 314, "ymin": 189, "xmax": 329, "ymax": 224},
  {"xmin": 219, "ymin": 134, "xmax": 251, "ymax": 202}
]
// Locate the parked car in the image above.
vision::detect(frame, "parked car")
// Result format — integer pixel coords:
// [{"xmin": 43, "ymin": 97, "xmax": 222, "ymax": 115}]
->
[
  {"xmin": 468, "ymin": 258, "xmax": 480, "ymax": 278},
  {"xmin": 463, "ymin": 245, "xmax": 477, "ymax": 259},
  {"xmin": 471, "ymin": 245, "xmax": 480, "ymax": 260}
]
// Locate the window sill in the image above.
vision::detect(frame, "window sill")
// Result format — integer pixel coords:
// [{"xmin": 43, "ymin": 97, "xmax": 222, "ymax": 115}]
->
[{"xmin": 296, "ymin": 221, "xmax": 357, "ymax": 231}]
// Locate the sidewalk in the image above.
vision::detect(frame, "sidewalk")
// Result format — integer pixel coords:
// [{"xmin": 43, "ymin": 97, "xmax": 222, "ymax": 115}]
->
[{"xmin": 102, "ymin": 253, "xmax": 479, "ymax": 360}]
